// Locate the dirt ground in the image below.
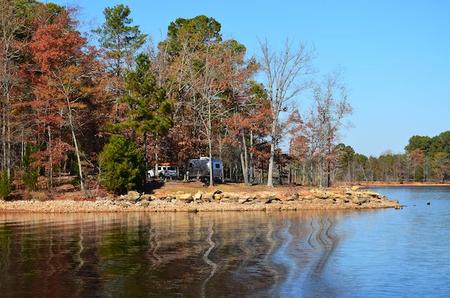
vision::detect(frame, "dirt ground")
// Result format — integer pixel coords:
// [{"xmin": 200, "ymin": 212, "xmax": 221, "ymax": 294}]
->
[{"xmin": 149, "ymin": 180, "xmax": 314, "ymax": 196}]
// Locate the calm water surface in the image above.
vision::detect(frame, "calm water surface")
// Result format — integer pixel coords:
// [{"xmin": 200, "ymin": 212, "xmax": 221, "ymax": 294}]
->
[{"xmin": 0, "ymin": 187, "xmax": 449, "ymax": 297}]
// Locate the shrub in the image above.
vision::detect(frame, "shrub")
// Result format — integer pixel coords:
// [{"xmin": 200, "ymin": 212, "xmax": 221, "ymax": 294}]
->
[
  {"xmin": 22, "ymin": 169, "xmax": 38, "ymax": 191},
  {"xmin": 99, "ymin": 135, "xmax": 145, "ymax": 194},
  {"xmin": 0, "ymin": 171, "xmax": 12, "ymax": 199},
  {"xmin": 22, "ymin": 144, "xmax": 39, "ymax": 190}
]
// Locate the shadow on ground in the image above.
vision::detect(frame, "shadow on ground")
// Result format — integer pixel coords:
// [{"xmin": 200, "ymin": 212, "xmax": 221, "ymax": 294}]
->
[{"xmin": 143, "ymin": 180, "xmax": 165, "ymax": 194}]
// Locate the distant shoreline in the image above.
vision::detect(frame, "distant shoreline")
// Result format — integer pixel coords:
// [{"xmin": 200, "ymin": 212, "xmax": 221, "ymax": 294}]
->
[{"xmin": 357, "ymin": 182, "xmax": 450, "ymax": 188}]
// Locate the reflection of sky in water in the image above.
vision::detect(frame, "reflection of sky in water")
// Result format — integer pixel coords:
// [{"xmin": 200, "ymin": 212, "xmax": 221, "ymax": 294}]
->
[
  {"xmin": 333, "ymin": 187, "xmax": 450, "ymax": 298},
  {"xmin": 0, "ymin": 187, "xmax": 449, "ymax": 297}
]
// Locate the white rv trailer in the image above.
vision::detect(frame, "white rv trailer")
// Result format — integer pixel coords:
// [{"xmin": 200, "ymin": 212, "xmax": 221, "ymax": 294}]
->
[{"xmin": 186, "ymin": 157, "xmax": 223, "ymax": 182}]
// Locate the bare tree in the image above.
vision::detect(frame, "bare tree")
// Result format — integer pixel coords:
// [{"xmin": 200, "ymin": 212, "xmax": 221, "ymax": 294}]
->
[
  {"xmin": 311, "ymin": 73, "xmax": 352, "ymax": 187},
  {"xmin": 259, "ymin": 39, "xmax": 312, "ymax": 186},
  {"xmin": 0, "ymin": 0, "xmax": 23, "ymax": 179}
]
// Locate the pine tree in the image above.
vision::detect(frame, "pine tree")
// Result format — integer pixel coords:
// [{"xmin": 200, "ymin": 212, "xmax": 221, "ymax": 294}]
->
[
  {"xmin": 120, "ymin": 53, "xmax": 172, "ymax": 167},
  {"xmin": 99, "ymin": 135, "xmax": 145, "ymax": 194}
]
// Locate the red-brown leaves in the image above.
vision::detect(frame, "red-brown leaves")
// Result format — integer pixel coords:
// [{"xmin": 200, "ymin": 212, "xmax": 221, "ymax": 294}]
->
[
  {"xmin": 31, "ymin": 139, "xmax": 73, "ymax": 171},
  {"xmin": 30, "ymin": 11, "xmax": 85, "ymax": 72}
]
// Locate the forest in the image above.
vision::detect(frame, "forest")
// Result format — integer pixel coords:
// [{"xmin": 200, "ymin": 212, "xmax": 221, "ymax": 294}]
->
[
  {"xmin": 0, "ymin": 1, "xmax": 449, "ymax": 197},
  {"xmin": 334, "ymin": 131, "xmax": 450, "ymax": 184}
]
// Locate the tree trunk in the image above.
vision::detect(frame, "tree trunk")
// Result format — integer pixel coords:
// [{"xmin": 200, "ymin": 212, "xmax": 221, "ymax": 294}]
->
[
  {"xmin": 208, "ymin": 99, "xmax": 214, "ymax": 187},
  {"xmin": 47, "ymin": 125, "xmax": 53, "ymax": 192},
  {"xmin": 154, "ymin": 136, "xmax": 159, "ymax": 177},
  {"xmin": 327, "ymin": 160, "xmax": 331, "ymax": 187},
  {"xmin": 66, "ymin": 98, "xmax": 84, "ymax": 192},
  {"xmin": 278, "ymin": 163, "xmax": 283, "ymax": 185},
  {"xmin": 1, "ymin": 102, "xmax": 5, "ymax": 174},
  {"xmin": 249, "ymin": 130, "xmax": 254, "ymax": 183},
  {"xmin": 144, "ymin": 132, "xmax": 148, "ymax": 169},
  {"xmin": 267, "ymin": 119, "xmax": 277, "ymax": 187},
  {"xmin": 241, "ymin": 133, "xmax": 249, "ymax": 185},
  {"xmin": 218, "ymin": 137, "xmax": 224, "ymax": 183},
  {"xmin": 5, "ymin": 91, "xmax": 11, "ymax": 179},
  {"xmin": 1, "ymin": 91, "xmax": 8, "ymax": 177},
  {"xmin": 21, "ymin": 128, "xmax": 24, "ymax": 167},
  {"xmin": 240, "ymin": 151, "xmax": 247, "ymax": 184},
  {"xmin": 302, "ymin": 163, "xmax": 306, "ymax": 185}
]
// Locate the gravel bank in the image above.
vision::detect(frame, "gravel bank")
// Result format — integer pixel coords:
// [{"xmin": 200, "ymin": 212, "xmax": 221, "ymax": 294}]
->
[{"xmin": 0, "ymin": 188, "xmax": 400, "ymax": 213}]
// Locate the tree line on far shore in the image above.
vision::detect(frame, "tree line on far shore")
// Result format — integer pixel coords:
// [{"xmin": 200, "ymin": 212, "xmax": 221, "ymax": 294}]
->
[
  {"xmin": 0, "ymin": 1, "xmax": 447, "ymax": 197},
  {"xmin": 332, "ymin": 131, "xmax": 450, "ymax": 184}
]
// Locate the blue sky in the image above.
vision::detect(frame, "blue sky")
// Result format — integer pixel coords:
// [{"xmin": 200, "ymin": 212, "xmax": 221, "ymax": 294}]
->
[{"xmin": 47, "ymin": 0, "xmax": 450, "ymax": 156}]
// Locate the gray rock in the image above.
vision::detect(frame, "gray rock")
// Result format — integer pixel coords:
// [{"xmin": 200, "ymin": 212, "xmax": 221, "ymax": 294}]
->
[
  {"xmin": 265, "ymin": 197, "xmax": 281, "ymax": 204},
  {"xmin": 140, "ymin": 194, "xmax": 154, "ymax": 202},
  {"xmin": 238, "ymin": 196, "xmax": 253, "ymax": 204},
  {"xmin": 364, "ymin": 191, "xmax": 381, "ymax": 198},
  {"xmin": 160, "ymin": 196, "xmax": 174, "ymax": 202},
  {"xmin": 193, "ymin": 192, "xmax": 203, "ymax": 201},
  {"xmin": 222, "ymin": 192, "xmax": 240, "ymax": 202},
  {"xmin": 126, "ymin": 191, "xmax": 141, "ymax": 202},
  {"xmin": 177, "ymin": 193, "xmax": 193, "ymax": 203},
  {"xmin": 302, "ymin": 195, "xmax": 314, "ymax": 201},
  {"xmin": 202, "ymin": 192, "xmax": 214, "ymax": 202},
  {"xmin": 213, "ymin": 192, "xmax": 224, "ymax": 201},
  {"xmin": 352, "ymin": 196, "xmax": 369, "ymax": 205},
  {"xmin": 285, "ymin": 194, "xmax": 299, "ymax": 201}
]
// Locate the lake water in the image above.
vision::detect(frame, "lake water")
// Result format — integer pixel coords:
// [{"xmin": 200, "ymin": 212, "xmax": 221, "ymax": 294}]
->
[{"xmin": 0, "ymin": 187, "xmax": 449, "ymax": 297}]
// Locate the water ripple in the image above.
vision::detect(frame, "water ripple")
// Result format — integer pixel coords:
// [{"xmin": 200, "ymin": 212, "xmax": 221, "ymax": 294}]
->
[{"xmin": 201, "ymin": 222, "xmax": 217, "ymax": 298}]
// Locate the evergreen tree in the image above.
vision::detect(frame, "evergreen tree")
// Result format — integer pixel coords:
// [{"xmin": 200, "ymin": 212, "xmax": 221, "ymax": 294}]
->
[
  {"xmin": 94, "ymin": 4, "xmax": 147, "ymax": 77},
  {"xmin": 99, "ymin": 135, "xmax": 145, "ymax": 194},
  {"xmin": 0, "ymin": 171, "xmax": 12, "ymax": 199},
  {"xmin": 120, "ymin": 53, "xmax": 173, "ymax": 166}
]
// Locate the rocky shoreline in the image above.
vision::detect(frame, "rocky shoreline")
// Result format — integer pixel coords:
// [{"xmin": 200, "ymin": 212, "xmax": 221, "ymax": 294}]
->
[{"xmin": 0, "ymin": 188, "xmax": 400, "ymax": 213}]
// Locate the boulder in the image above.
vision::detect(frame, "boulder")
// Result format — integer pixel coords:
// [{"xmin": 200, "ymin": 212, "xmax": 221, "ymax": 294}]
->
[
  {"xmin": 267, "ymin": 197, "xmax": 281, "ymax": 204},
  {"xmin": 333, "ymin": 198, "xmax": 344, "ymax": 205},
  {"xmin": 213, "ymin": 192, "xmax": 224, "ymax": 201},
  {"xmin": 125, "ymin": 191, "xmax": 141, "ymax": 202},
  {"xmin": 140, "ymin": 201, "xmax": 150, "ymax": 208},
  {"xmin": 140, "ymin": 194, "xmax": 155, "ymax": 202},
  {"xmin": 165, "ymin": 196, "xmax": 176, "ymax": 202},
  {"xmin": 238, "ymin": 196, "xmax": 253, "ymax": 204},
  {"xmin": 362, "ymin": 191, "xmax": 380, "ymax": 198},
  {"xmin": 177, "ymin": 193, "xmax": 193, "ymax": 203},
  {"xmin": 312, "ymin": 190, "xmax": 331, "ymax": 199},
  {"xmin": 193, "ymin": 192, "xmax": 203, "ymax": 201},
  {"xmin": 301, "ymin": 195, "xmax": 314, "ymax": 202},
  {"xmin": 202, "ymin": 192, "xmax": 214, "ymax": 202},
  {"xmin": 352, "ymin": 196, "xmax": 369, "ymax": 205},
  {"xmin": 221, "ymin": 192, "xmax": 240, "ymax": 202},
  {"xmin": 284, "ymin": 193, "xmax": 299, "ymax": 201}
]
